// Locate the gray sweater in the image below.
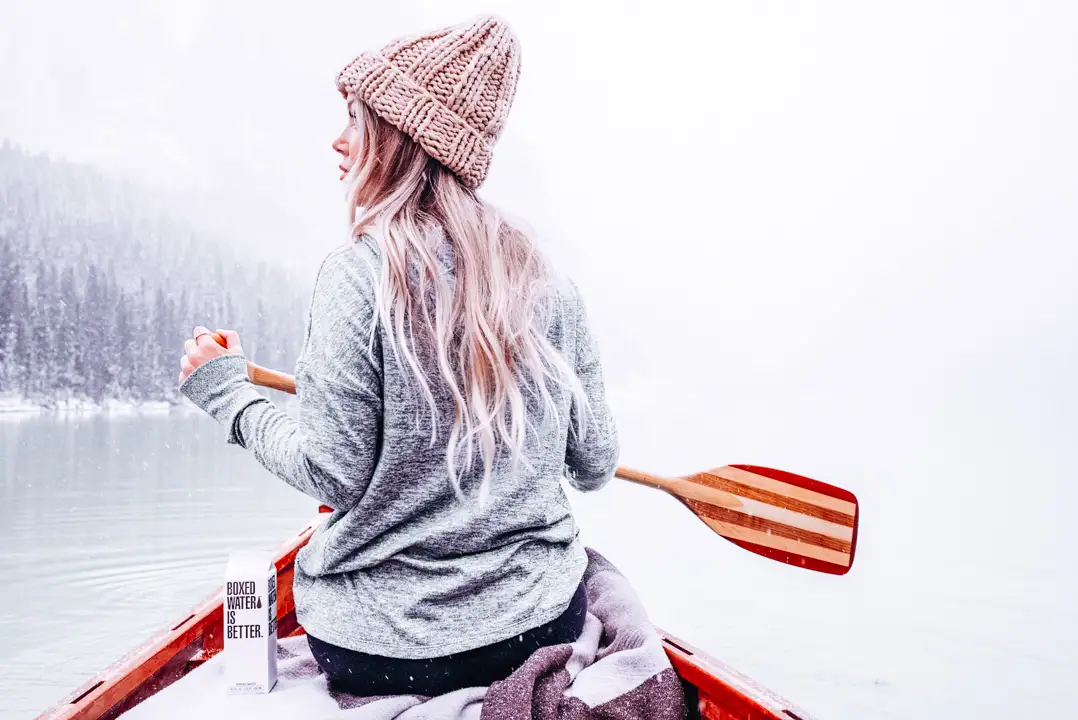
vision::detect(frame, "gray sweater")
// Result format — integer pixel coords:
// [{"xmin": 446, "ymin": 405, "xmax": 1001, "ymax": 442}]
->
[{"xmin": 180, "ymin": 239, "xmax": 619, "ymax": 658}]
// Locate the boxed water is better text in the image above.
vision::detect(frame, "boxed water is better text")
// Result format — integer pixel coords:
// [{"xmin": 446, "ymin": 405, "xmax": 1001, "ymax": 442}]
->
[{"xmin": 224, "ymin": 551, "xmax": 278, "ymax": 694}]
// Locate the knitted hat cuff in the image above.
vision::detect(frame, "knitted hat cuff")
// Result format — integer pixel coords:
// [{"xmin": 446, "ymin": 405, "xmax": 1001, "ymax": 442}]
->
[{"xmin": 337, "ymin": 52, "xmax": 494, "ymax": 189}]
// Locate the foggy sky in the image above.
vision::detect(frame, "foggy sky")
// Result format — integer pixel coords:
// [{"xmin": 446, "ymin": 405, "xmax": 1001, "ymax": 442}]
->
[{"xmin": 3, "ymin": 1, "xmax": 1078, "ymax": 716}]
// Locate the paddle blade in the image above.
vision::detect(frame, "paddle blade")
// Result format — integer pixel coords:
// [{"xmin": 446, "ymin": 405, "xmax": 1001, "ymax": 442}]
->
[{"xmin": 677, "ymin": 464, "xmax": 859, "ymax": 575}]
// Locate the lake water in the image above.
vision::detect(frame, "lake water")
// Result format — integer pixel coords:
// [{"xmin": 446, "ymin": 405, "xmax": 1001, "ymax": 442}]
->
[
  {"xmin": 0, "ymin": 413, "xmax": 318, "ymax": 719},
  {"xmin": 2, "ymin": 411, "xmax": 1076, "ymax": 719}
]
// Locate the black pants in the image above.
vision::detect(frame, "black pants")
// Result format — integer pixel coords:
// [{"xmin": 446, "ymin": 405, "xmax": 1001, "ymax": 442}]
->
[{"xmin": 307, "ymin": 581, "xmax": 588, "ymax": 697}]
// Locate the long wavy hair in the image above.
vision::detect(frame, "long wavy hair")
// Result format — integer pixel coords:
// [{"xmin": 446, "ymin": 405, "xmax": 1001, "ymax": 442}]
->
[{"xmin": 343, "ymin": 96, "xmax": 589, "ymax": 503}]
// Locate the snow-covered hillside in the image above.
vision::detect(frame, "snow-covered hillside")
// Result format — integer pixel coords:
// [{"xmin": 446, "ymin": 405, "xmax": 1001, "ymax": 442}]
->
[{"xmin": 0, "ymin": 142, "xmax": 308, "ymax": 408}]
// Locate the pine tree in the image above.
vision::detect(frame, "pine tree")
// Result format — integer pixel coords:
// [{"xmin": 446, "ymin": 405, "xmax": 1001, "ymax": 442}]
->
[
  {"xmin": 0, "ymin": 239, "xmax": 18, "ymax": 392},
  {"xmin": 57, "ymin": 267, "xmax": 84, "ymax": 398},
  {"xmin": 152, "ymin": 287, "xmax": 175, "ymax": 399},
  {"xmin": 82, "ymin": 265, "xmax": 106, "ymax": 402},
  {"xmin": 12, "ymin": 278, "xmax": 32, "ymax": 395}
]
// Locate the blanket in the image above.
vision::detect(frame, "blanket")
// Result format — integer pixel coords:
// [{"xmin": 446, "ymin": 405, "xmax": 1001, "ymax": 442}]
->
[{"xmin": 126, "ymin": 549, "xmax": 687, "ymax": 719}]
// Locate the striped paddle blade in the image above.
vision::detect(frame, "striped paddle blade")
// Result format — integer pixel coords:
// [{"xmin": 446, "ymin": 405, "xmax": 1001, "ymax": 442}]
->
[{"xmin": 617, "ymin": 464, "xmax": 859, "ymax": 575}]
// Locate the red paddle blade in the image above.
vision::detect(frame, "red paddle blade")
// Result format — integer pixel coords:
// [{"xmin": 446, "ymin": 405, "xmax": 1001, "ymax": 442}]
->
[{"xmin": 680, "ymin": 465, "xmax": 859, "ymax": 575}]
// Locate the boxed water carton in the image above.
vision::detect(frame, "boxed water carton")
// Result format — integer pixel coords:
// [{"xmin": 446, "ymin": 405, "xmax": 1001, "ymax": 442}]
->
[{"xmin": 224, "ymin": 551, "xmax": 278, "ymax": 694}]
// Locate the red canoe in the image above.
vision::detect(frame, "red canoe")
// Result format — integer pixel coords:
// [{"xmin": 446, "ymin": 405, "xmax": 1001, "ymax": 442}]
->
[{"xmin": 35, "ymin": 512, "xmax": 819, "ymax": 720}]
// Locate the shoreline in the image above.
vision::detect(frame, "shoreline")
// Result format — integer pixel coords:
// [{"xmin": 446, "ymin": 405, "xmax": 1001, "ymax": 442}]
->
[
  {"xmin": 0, "ymin": 394, "xmax": 298, "ymax": 420},
  {"xmin": 0, "ymin": 395, "xmax": 199, "ymax": 418}
]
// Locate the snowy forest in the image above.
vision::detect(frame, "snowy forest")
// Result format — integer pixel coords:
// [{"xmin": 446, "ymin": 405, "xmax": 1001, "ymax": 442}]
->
[{"xmin": 0, "ymin": 142, "xmax": 308, "ymax": 408}]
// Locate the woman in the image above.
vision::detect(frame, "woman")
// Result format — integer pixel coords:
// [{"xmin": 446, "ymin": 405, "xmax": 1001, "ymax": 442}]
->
[{"xmin": 178, "ymin": 15, "xmax": 618, "ymax": 697}]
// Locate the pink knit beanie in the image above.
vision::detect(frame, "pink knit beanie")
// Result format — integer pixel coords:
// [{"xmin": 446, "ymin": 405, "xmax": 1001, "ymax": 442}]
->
[{"xmin": 336, "ymin": 15, "xmax": 521, "ymax": 189}]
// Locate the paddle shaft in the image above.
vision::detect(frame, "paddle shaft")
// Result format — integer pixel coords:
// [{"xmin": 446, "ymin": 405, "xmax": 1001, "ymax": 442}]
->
[
  {"xmin": 224, "ymin": 350, "xmax": 705, "ymax": 490},
  {"xmin": 211, "ymin": 333, "xmax": 298, "ymax": 394},
  {"xmin": 223, "ymin": 356, "xmax": 712, "ymax": 491},
  {"xmin": 614, "ymin": 466, "xmax": 743, "ymax": 508},
  {"xmin": 231, "ymin": 358, "xmax": 728, "ymax": 505},
  {"xmin": 247, "ymin": 363, "xmax": 297, "ymax": 394}
]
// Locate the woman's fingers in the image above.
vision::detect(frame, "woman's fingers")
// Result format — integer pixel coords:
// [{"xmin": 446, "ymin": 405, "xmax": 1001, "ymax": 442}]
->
[
  {"xmin": 180, "ymin": 326, "xmax": 237, "ymax": 388},
  {"xmin": 182, "ymin": 325, "xmax": 241, "ymax": 385},
  {"xmin": 193, "ymin": 326, "xmax": 216, "ymax": 347},
  {"xmin": 217, "ymin": 328, "xmax": 242, "ymax": 352},
  {"xmin": 178, "ymin": 354, "xmax": 194, "ymax": 387}
]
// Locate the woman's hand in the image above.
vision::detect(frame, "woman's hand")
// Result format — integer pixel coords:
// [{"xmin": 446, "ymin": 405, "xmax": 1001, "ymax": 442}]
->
[{"xmin": 179, "ymin": 326, "xmax": 245, "ymax": 387}]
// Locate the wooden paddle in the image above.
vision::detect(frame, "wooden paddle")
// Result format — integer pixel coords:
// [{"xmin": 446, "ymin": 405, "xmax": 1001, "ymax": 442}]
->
[{"xmin": 211, "ymin": 334, "xmax": 859, "ymax": 575}]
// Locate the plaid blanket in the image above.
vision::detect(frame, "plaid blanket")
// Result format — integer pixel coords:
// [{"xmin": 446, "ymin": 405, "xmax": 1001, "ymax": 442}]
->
[{"xmin": 127, "ymin": 549, "xmax": 687, "ymax": 719}]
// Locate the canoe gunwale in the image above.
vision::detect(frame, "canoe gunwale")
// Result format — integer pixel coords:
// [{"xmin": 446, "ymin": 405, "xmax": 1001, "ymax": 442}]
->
[
  {"xmin": 658, "ymin": 631, "xmax": 818, "ymax": 720},
  {"xmin": 34, "ymin": 515, "xmax": 817, "ymax": 720},
  {"xmin": 34, "ymin": 520, "xmax": 317, "ymax": 720}
]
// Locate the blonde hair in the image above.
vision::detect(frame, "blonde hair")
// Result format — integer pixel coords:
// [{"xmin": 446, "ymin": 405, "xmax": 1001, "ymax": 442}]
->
[{"xmin": 344, "ymin": 98, "xmax": 588, "ymax": 503}]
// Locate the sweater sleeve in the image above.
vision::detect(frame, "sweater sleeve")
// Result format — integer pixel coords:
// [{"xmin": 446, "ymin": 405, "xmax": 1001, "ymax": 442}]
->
[
  {"xmin": 180, "ymin": 246, "xmax": 383, "ymax": 510},
  {"xmin": 564, "ymin": 282, "xmax": 619, "ymax": 492}
]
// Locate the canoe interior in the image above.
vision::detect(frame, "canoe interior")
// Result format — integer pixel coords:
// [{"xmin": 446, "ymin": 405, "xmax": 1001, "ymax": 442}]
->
[{"xmin": 35, "ymin": 515, "xmax": 818, "ymax": 720}]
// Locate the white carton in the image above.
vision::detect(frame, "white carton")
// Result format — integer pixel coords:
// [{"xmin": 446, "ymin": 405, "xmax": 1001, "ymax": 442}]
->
[{"xmin": 224, "ymin": 551, "xmax": 278, "ymax": 694}]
